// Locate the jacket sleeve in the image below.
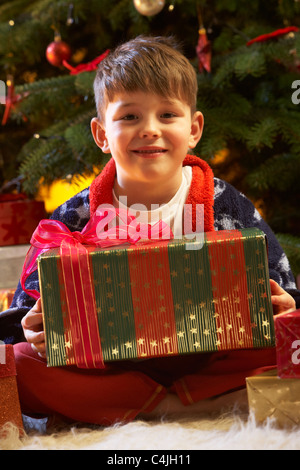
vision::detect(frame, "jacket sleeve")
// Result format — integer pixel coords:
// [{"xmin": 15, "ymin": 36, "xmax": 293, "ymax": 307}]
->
[
  {"xmin": 0, "ymin": 188, "xmax": 91, "ymax": 344},
  {"xmin": 213, "ymin": 177, "xmax": 300, "ymax": 308}
]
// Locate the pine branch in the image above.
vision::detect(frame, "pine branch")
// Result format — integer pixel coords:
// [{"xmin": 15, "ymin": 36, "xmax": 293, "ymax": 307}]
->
[
  {"xmin": 17, "ymin": 105, "xmax": 102, "ymax": 193},
  {"xmin": 278, "ymin": 110, "xmax": 300, "ymax": 154},
  {"xmin": 16, "ymin": 74, "xmax": 76, "ymax": 93},
  {"xmin": 14, "ymin": 75, "xmax": 79, "ymax": 123},
  {"xmin": 74, "ymin": 71, "xmax": 96, "ymax": 97},
  {"xmin": 0, "ymin": 18, "xmax": 49, "ymax": 67},
  {"xmin": 0, "ymin": 0, "xmax": 36, "ymax": 21},
  {"xmin": 246, "ymin": 153, "xmax": 300, "ymax": 191},
  {"xmin": 276, "ymin": 233, "xmax": 300, "ymax": 278},
  {"xmin": 64, "ymin": 122, "xmax": 97, "ymax": 166},
  {"xmin": 234, "ymin": 46, "xmax": 267, "ymax": 79},
  {"xmin": 244, "ymin": 117, "xmax": 279, "ymax": 151}
]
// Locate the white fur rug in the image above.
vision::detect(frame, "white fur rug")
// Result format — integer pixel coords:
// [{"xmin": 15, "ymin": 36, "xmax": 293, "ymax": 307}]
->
[{"xmin": 2, "ymin": 406, "xmax": 300, "ymax": 450}]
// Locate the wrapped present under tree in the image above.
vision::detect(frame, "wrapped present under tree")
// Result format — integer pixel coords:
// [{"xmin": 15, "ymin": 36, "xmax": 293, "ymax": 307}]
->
[
  {"xmin": 0, "ymin": 193, "xmax": 45, "ymax": 246},
  {"xmin": 33, "ymin": 223, "xmax": 275, "ymax": 368},
  {"xmin": 246, "ymin": 369, "xmax": 300, "ymax": 428}
]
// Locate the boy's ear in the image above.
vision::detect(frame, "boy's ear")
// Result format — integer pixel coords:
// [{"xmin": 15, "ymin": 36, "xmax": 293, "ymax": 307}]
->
[
  {"xmin": 188, "ymin": 111, "xmax": 204, "ymax": 149},
  {"xmin": 91, "ymin": 117, "xmax": 110, "ymax": 153}
]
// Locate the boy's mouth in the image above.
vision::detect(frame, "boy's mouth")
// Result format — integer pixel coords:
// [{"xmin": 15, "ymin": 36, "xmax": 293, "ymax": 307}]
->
[{"xmin": 132, "ymin": 147, "xmax": 167, "ymax": 156}]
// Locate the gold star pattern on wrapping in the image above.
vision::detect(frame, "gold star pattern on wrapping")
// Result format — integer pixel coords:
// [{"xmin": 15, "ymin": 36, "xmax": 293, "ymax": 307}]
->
[
  {"xmin": 250, "ymin": 236, "xmax": 273, "ymax": 346},
  {"xmin": 123, "ymin": 242, "xmax": 179, "ymax": 359},
  {"xmin": 213, "ymin": 290, "xmax": 250, "ymax": 350},
  {"xmin": 94, "ymin": 245, "xmax": 165, "ymax": 360},
  {"xmin": 171, "ymin": 249, "xmax": 215, "ymax": 354},
  {"xmin": 203, "ymin": 233, "xmax": 267, "ymax": 352},
  {"xmin": 95, "ymin": 250, "xmax": 138, "ymax": 360}
]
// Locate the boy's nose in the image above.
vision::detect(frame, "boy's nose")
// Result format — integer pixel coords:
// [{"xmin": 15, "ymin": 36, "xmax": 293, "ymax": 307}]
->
[{"xmin": 139, "ymin": 119, "xmax": 161, "ymax": 139}]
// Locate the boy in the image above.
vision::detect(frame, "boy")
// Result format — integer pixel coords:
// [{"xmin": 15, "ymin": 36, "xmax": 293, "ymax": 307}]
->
[{"xmin": 3, "ymin": 36, "xmax": 298, "ymax": 425}]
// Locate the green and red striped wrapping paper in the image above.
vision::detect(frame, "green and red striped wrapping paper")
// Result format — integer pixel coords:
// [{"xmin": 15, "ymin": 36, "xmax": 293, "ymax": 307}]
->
[{"xmin": 38, "ymin": 228, "xmax": 275, "ymax": 368}]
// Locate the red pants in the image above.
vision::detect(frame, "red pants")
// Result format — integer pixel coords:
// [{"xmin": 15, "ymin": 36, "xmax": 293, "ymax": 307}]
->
[{"xmin": 14, "ymin": 342, "xmax": 277, "ymax": 426}]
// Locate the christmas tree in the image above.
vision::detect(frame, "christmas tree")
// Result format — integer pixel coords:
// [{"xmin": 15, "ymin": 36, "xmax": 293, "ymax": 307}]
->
[{"xmin": 0, "ymin": 0, "xmax": 299, "ymax": 278}]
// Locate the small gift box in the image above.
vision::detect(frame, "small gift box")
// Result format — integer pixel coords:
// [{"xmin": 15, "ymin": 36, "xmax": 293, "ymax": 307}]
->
[
  {"xmin": 21, "ymin": 210, "xmax": 275, "ymax": 369},
  {"xmin": 275, "ymin": 309, "xmax": 300, "ymax": 378},
  {"xmin": 0, "ymin": 193, "xmax": 45, "ymax": 246},
  {"xmin": 246, "ymin": 369, "xmax": 300, "ymax": 428},
  {"xmin": 0, "ymin": 344, "xmax": 23, "ymax": 433}
]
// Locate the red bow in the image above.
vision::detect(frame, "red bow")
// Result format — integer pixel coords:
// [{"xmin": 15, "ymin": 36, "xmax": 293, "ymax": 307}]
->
[
  {"xmin": 21, "ymin": 207, "xmax": 172, "ymax": 300},
  {"xmin": 21, "ymin": 208, "xmax": 172, "ymax": 369}
]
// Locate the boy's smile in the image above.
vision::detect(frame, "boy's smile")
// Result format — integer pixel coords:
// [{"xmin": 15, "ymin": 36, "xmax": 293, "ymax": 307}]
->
[
  {"xmin": 130, "ymin": 146, "xmax": 167, "ymax": 158},
  {"xmin": 91, "ymin": 91, "xmax": 203, "ymax": 207}
]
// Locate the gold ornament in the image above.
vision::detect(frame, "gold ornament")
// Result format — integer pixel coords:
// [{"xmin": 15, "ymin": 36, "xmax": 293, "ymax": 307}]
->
[{"xmin": 133, "ymin": 0, "xmax": 165, "ymax": 16}]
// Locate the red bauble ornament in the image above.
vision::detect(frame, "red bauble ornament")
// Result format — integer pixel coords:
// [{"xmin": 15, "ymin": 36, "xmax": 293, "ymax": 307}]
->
[{"xmin": 46, "ymin": 40, "xmax": 72, "ymax": 67}]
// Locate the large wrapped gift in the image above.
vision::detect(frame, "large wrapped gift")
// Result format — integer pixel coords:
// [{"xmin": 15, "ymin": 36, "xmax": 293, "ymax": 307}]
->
[
  {"xmin": 275, "ymin": 309, "xmax": 300, "ymax": 378},
  {"xmin": 246, "ymin": 369, "xmax": 300, "ymax": 428},
  {"xmin": 0, "ymin": 344, "xmax": 23, "ymax": 433},
  {"xmin": 0, "ymin": 193, "xmax": 45, "ymax": 246},
  {"xmin": 24, "ymin": 213, "xmax": 275, "ymax": 369}
]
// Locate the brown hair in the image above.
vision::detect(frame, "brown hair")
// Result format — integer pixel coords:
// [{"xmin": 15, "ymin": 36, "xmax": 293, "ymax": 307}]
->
[{"xmin": 93, "ymin": 35, "xmax": 198, "ymax": 121}]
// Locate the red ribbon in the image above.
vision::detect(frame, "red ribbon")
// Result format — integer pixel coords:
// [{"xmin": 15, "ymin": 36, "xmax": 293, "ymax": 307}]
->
[
  {"xmin": 1, "ymin": 77, "xmax": 29, "ymax": 126},
  {"xmin": 247, "ymin": 26, "xmax": 299, "ymax": 46},
  {"xmin": 62, "ymin": 49, "xmax": 110, "ymax": 75},
  {"xmin": 21, "ymin": 208, "xmax": 172, "ymax": 368}
]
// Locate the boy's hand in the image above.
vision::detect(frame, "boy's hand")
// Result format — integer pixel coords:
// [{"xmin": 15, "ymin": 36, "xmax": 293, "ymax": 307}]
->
[
  {"xmin": 270, "ymin": 279, "xmax": 296, "ymax": 316},
  {"xmin": 21, "ymin": 298, "xmax": 46, "ymax": 358}
]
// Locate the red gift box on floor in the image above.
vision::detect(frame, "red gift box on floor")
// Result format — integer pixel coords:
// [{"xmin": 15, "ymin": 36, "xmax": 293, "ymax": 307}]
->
[
  {"xmin": 275, "ymin": 309, "xmax": 300, "ymax": 378},
  {"xmin": 0, "ymin": 193, "xmax": 45, "ymax": 246},
  {"xmin": 0, "ymin": 344, "xmax": 23, "ymax": 433}
]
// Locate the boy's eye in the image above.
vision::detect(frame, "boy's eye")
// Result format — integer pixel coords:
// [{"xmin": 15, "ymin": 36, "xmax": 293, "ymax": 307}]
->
[
  {"xmin": 161, "ymin": 112, "xmax": 176, "ymax": 119},
  {"xmin": 122, "ymin": 114, "xmax": 138, "ymax": 121}
]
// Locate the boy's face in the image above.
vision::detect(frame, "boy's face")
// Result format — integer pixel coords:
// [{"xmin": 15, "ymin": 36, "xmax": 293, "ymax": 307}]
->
[{"xmin": 91, "ymin": 91, "xmax": 203, "ymax": 196}]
